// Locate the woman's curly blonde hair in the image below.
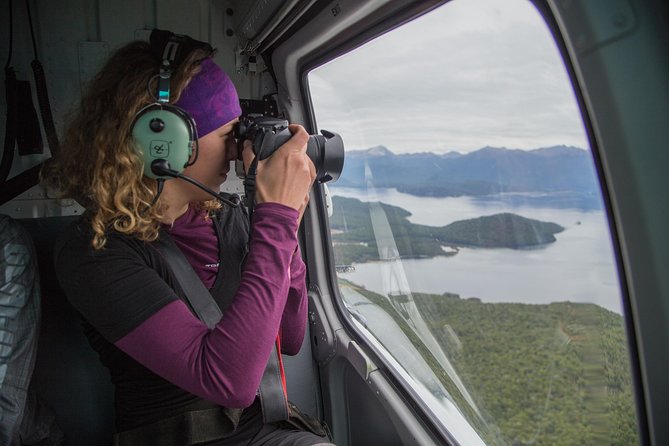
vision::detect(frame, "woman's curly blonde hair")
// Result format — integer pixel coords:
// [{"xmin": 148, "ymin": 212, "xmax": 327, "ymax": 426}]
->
[{"xmin": 43, "ymin": 40, "xmax": 220, "ymax": 249}]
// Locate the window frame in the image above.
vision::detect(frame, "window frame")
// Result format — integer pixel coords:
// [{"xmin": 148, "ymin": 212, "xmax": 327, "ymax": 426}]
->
[{"xmin": 297, "ymin": 0, "xmax": 647, "ymax": 443}]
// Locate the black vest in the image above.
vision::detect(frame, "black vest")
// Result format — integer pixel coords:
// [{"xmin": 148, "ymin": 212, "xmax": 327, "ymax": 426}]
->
[{"xmin": 207, "ymin": 202, "xmax": 250, "ymax": 312}]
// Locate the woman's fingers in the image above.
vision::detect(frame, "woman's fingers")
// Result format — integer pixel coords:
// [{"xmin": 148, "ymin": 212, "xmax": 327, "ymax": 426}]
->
[{"xmin": 253, "ymin": 125, "xmax": 315, "ymax": 210}]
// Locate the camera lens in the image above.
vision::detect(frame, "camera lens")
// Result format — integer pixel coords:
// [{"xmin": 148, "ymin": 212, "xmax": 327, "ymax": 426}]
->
[
  {"xmin": 235, "ymin": 115, "xmax": 344, "ymax": 183},
  {"xmin": 305, "ymin": 130, "xmax": 344, "ymax": 183}
]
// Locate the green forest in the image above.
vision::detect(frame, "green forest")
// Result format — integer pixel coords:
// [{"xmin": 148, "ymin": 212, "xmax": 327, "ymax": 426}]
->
[
  {"xmin": 330, "ymin": 196, "xmax": 564, "ymax": 264},
  {"xmin": 341, "ymin": 280, "xmax": 638, "ymax": 445}
]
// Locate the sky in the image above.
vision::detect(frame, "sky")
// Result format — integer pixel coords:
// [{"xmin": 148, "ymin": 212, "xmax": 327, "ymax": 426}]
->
[{"xmin": 308, "ymin": 0, "xmax": 590, "ymax": 154}]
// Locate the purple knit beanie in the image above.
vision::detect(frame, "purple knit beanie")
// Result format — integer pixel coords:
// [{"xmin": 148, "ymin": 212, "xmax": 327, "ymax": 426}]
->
[{"xmin": 174, "ymin": 58, "xmax": 241, "ymax": 138}]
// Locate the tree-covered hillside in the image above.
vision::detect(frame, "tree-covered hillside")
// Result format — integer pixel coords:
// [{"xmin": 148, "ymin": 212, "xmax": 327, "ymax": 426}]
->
[
  {"xmin": 330, "ymin": 196, "xmax": 564, "ymax": 264},
  {"xmin": 342, "ymin": 281, "xmax": 638, "ymax": 445}
]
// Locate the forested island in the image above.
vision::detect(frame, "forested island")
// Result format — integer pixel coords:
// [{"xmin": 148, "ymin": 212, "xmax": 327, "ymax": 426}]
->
[
  {"xmin": 330, "ymin": 196, "xmax": 564, "ymax": 264},
  {"xmin": 341, "ymin": 280, "xmax": 638, "ymax": 445}
]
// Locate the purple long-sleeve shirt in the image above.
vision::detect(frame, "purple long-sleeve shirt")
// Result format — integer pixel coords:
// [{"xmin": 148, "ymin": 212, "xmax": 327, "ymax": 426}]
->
[{"xmin": 115, "ymin": 203, "xmax": 307, "ymax": 408}]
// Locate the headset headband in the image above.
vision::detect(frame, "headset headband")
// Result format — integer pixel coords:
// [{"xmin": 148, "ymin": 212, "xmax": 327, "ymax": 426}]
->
[{"xmin": 149, "ymin": 29, "xmax": 214, "ymax": 102}]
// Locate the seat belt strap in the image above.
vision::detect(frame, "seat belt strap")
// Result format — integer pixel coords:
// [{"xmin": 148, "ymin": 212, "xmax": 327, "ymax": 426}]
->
[
  {"xmin": 15, "ymin": 76, "xmax": 43, "ymax": 155},
  {"xmin": 24, "ymin": 0, "xmax": 59, "ymax": 156},
  {"xmin": 2, "ymin": 0, "xmax": 60, "ymax": 189},
  {"xmin": 153, "ymin": 232, "xmax": 222, "ymax": 328},
  {"xmin": 153, "ymin": 231, "xmax": 289, "ymax": 422},
  {"xmin": 258, "ymin": 338, "xmax": 290, "ymax": 423},
  {"xmin": 2, "ymin": 68, "xmax": 18, "ymax": 184},
  {"xmin": 32, "ymin": 60, "xmax": 60, "ymax": 156},
  {"xmin": 3, "ymin": 1, "xmax": 18, "ymax": 183}
]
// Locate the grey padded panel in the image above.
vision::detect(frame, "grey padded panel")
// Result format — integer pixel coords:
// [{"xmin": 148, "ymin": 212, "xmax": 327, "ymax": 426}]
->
[{"xmin": 21, "ymin": 216, "xmax": 116, "ymax": 446}]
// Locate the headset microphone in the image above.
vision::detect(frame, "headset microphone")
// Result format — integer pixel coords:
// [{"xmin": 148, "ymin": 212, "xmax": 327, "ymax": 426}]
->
[
  {"xmin": 150, "ymin": 158, "xmax": 182, "ymax": 178},
  {"xmin": 150, "ymin": 159, "xmax": 240, "ymax": 208}
]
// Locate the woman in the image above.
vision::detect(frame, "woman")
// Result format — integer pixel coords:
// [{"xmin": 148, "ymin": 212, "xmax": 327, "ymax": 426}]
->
[{"xmin": 43, "ymin": 34, "xmax": 332, "ymax": 445}]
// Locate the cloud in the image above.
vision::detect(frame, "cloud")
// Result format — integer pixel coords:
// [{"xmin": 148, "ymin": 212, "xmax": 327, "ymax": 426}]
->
[{"xmin": 308, "ymin": 0, "xmax": 589, "ymax": 154}]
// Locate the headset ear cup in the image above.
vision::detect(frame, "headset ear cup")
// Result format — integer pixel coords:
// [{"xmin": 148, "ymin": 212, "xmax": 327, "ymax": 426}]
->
[
  {"xmin": 171, "ymin": 105, "xmax": 197, "ymax": 164},
  {"xmin": 131, "ymin": 104, "xmax": 197, "ymax": 179}
]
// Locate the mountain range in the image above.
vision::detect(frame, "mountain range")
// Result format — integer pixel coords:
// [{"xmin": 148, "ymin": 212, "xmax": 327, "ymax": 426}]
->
[{"xmin": 336, "ymin": 145, "xmax": 600, "ymax": 197}]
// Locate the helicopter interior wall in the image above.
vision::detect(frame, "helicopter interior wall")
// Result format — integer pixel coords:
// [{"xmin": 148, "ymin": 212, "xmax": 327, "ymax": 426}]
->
[{"xmin": 545, "ymin": 1, "xmax": 669, "ymax": 442}]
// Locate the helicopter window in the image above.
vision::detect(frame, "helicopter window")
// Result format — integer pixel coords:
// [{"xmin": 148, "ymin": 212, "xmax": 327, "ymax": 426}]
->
[{"xmin": 308, "ymin": 0, "xmax": 639, "ymax": 444}]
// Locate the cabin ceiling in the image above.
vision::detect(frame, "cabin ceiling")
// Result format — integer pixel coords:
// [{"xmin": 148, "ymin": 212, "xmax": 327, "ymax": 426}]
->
[{"xmin": 225, "ymin": 0, "xmax": 321, "ymax": 53}]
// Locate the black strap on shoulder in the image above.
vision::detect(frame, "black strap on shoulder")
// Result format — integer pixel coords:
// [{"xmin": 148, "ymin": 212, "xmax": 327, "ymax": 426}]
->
[
  {"xmin": 153, "ymin": 232, "xmax": 222, "ymax": 328},
  {"xmin": 153, "ymin": 229, "xmax": 289, "ymax": 423}
]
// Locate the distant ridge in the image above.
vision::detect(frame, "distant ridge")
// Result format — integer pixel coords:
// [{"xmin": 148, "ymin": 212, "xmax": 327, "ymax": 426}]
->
[
  {"xmin": 346, "ymin": 144, "xmax": 584, "ymax": 157},
  {"xmin": 338, "ymin": 145, "xmax": 598, "ymax": 198}
]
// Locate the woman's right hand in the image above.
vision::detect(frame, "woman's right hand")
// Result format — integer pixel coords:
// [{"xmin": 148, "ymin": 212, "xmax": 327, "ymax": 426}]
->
[{"xmin": 242, "ymin": 124, "xmax": 316, "ymax": 211}]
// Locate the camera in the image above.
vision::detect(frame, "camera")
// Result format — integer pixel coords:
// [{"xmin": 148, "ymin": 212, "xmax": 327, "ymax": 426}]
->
[{"xmin": 234, "ymin": 114, "xmax": 344, "ymax": 183}]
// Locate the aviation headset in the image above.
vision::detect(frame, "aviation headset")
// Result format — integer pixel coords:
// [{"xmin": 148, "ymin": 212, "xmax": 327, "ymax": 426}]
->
[{"xmin": 131, "ymin": 29, "xmax": 213, "ymax": 180}]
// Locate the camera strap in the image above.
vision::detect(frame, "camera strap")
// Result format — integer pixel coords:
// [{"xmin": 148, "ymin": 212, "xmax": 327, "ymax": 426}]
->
[{"xmin": 243, "ymin": 149, "xmax": 262, "ymax": 221}]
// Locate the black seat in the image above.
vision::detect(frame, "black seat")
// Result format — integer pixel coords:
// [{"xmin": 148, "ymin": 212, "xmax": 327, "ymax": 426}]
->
[{"xmin": 20, "ymin": 216, "xmax": 115, "ymax": 446}]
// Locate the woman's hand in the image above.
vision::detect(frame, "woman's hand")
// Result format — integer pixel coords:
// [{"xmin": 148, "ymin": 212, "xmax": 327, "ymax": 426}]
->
[{"xmin": 242, "ymin": 124, "xmax": 316, "ymax": 217}]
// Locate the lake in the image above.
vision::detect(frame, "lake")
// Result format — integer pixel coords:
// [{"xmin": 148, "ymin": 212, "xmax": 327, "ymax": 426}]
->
[{"xmin": 329, "ymin": 186, "xmax": 625, "ymax": 314}]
